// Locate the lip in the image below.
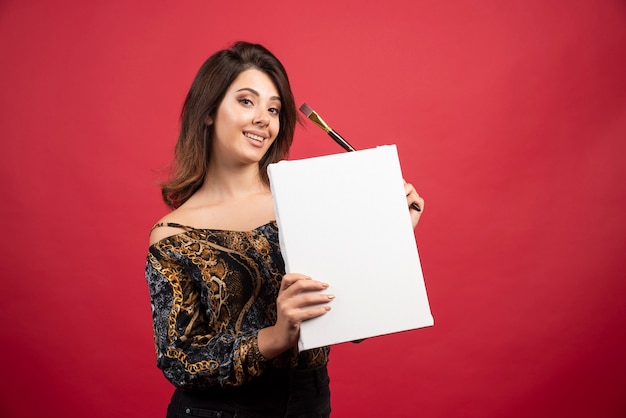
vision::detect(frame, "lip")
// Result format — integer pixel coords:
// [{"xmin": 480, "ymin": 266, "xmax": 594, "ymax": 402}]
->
[
  {"xmin": 243, "ymin": 129, "xmax": 268, "ymax": 139},
  {"xmin": 243, "ymin": 130, "xmax": 269, "ymax": 147}
]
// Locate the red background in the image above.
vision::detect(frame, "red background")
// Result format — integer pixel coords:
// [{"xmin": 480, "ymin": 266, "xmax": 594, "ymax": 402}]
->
[{"xmin": 1, "ymin": 1, "xmax": 625, "ymax": 417}]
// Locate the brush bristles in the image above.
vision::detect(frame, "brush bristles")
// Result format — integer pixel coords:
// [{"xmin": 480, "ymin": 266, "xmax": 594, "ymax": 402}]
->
[
  {"xmin": 299, "ymin": 102, "xmax": 331, "ymax": 133},
  {"xmin": 299, "ymin": 103, "xmax": 313, "ymax": 117}
]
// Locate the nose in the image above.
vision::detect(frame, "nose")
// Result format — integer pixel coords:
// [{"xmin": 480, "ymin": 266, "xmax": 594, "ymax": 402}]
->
[{"xmin": 253, "ymin": 109, "xmax": 270, "ymax": 127}]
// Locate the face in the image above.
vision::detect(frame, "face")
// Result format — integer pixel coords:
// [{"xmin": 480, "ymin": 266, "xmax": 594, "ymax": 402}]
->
[{"xmin": 208, "ymin": 68, "xmax": 281, "ymax": 168}]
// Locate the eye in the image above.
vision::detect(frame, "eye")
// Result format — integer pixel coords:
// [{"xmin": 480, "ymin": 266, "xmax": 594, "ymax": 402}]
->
[
  {"xmin": 238, "ymin": 98, "xmax": 253, "ymax": 106},
  {"xmin": 269, "ymin": 107, "xmax": 281, "ymax": 115}
]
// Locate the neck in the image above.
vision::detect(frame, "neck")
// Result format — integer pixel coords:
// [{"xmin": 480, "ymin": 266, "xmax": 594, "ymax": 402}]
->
[{"xmin": 198, "ymin": 163, "xmax": 269, "ymax": 202}]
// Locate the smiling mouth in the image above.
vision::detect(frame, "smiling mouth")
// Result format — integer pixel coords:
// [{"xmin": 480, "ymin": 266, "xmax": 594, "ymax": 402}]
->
[{"xmin": 244, "ymin": 132, "xmax": 265, "ymax": 142}]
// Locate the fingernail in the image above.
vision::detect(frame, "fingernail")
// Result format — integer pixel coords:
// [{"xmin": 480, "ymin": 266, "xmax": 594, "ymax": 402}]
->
[
  {"xmin": 325, "ymin": 306, "xmax": 332, "ymax": 311},
  {"xmin": 327, "ymin": 294, "xmax": 335, "ymax": 300},
  {"xmin": 322, "ymin": 282, "xmax": 329, "ymax": 288}
]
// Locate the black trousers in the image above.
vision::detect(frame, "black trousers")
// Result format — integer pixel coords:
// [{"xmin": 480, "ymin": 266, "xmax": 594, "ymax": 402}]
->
[{"xmin": 166, "ymin": 366, "xmax": 331, "ymax": 418}]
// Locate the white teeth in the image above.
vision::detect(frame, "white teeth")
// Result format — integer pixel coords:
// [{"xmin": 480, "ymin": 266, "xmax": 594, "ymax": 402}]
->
[{"xmin": 244, "ymin": 132, "xmax": 264, "ymax": 142}]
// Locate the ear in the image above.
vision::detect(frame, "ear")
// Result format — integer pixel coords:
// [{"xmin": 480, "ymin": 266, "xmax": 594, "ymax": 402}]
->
[{"xmin": 205, "ymin": 116, "xmax": 213, "ymax": 126}]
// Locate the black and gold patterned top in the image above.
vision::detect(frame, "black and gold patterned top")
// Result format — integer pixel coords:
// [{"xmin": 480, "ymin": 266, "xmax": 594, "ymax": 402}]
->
[{"xmin": 145, "ymin": 221, "xmax": 329, "ymax": 391}]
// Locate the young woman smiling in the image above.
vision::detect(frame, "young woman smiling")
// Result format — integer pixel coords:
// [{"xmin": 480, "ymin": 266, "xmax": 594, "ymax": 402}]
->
[{"xmin": 145, "ymin": 41, "xmax": 424, "ymax": 418}]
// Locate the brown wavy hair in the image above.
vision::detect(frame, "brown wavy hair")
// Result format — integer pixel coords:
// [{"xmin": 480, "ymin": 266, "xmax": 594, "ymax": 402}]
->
[{"xmin": 161, "ymin": 41, "xmax": 298, "ymax": 209}]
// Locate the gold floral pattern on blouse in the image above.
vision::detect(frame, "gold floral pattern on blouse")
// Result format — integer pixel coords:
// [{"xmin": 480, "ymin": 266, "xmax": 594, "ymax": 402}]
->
[{"xmin": 145, "ymin": 221, "xmax": 329, "ymax": 390}]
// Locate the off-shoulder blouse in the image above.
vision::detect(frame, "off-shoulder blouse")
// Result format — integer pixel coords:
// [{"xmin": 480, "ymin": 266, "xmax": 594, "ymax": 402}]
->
[{"xmin": 145, "ymin": 221, "xmax": 329, "ymax": 390}]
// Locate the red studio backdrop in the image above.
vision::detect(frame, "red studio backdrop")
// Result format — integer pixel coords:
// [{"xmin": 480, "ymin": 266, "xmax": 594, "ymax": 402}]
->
[{"xmin": 1, "ymin": 1, "xmax": 625, "ymax": 417}]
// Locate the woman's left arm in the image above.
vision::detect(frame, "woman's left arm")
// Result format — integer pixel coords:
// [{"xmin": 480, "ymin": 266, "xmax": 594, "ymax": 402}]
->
[{"xmin": 404, "ymin": 180, "xmax": 425, "ymax": 229}]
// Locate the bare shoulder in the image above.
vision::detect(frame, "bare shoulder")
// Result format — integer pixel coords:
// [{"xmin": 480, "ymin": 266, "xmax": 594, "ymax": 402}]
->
[{"xmin": 148, "ymin": 211, "xmax": 190, "ymax": 246}]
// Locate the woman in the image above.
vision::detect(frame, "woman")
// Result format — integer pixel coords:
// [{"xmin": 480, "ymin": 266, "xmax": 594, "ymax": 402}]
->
[{"xmin": 146, "ymin": 41, "xmax": 424, "ymax": 418}]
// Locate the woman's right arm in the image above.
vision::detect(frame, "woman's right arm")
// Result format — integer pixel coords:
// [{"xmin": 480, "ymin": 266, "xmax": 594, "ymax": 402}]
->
[
  {"xmin": 257, "ymin": 274, "xmax": 334, "ymax": 359},
  {"xmin": 146, "ymin": 245, "xmax": 267, "ymax": 390},
  {"xmin": 145, "ymin": 245, "xmax": 334, "ymax": 390}
]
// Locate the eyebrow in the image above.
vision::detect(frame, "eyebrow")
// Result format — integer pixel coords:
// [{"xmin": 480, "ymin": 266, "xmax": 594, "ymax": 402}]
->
[{"xmin": 236, "ymin": 87, "xmax": 281, "ymax": 102}]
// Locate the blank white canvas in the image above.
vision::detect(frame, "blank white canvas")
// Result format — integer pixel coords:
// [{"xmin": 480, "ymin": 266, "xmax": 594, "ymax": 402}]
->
[{"xmin": 268, "ymin": 145, "xmax": 433, "ymax": 351}]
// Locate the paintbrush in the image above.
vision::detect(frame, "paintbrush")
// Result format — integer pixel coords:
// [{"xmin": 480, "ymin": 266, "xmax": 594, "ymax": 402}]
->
[
  {"xmin": 299, "ymin": 102, "xmax": 421, "ymax": 212},
  {"xmin": 298, "ymin": 103, "xmax": 356, "ymax": 152}
]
